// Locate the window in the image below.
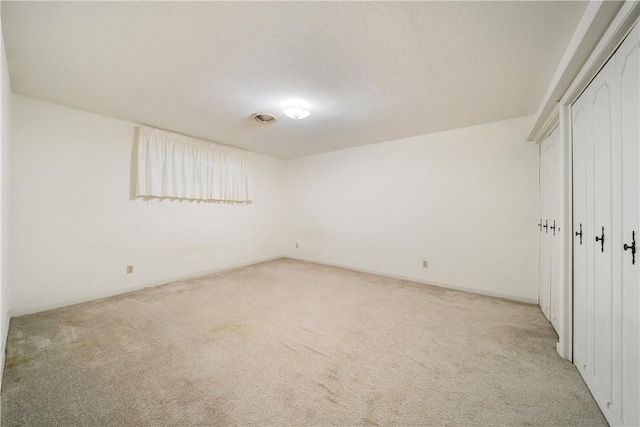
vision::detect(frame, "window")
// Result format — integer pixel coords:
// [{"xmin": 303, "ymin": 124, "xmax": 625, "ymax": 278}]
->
[{"xmin": 135, "ymin": 126, "xmax": 252, "ymax": 202}]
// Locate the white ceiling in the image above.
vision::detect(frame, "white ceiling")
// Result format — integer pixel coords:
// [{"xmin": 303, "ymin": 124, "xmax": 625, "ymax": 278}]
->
[{"xmin": 3, "ymin": 1, "xmax": 587, "ymax": 159}]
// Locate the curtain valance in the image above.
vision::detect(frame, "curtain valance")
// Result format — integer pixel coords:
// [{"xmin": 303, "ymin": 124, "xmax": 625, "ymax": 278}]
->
[{"xmin": 135, "ymin": 126, "xmax": 252, "ymax": 202}]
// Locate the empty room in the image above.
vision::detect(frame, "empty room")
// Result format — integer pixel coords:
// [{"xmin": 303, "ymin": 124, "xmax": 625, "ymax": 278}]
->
[{"xmin": 0, "ymin": 0, "xmax": 638, "ymax": 426}]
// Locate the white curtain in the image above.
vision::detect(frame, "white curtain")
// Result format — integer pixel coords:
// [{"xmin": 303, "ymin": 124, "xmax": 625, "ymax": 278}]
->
[{"xmin": 135, "ymin": 126, "xmax": 252, "ymax": 202}]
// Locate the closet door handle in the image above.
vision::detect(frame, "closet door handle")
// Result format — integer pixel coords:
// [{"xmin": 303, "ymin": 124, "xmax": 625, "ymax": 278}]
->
[
  {"xmin": 543, "ymin": 220, "xmax": 549, "ymax": 233},
  {"xmin": 623, "ymin": 231, "xmax": 636, "ymax": 265},
  {"xmin": 575, "ymin": 223, "xmax": 583, "ymax": 245},
  {"xmin": 550, "ymin": 220, "xmax": 556, "ymax": 236},
  {"xmin": 538, "ymin": 220, "xmax": 543, "ymax": 231},
  {"xmin": 595, "ymin": 226, "xmax": 605, "ymax": 252}
]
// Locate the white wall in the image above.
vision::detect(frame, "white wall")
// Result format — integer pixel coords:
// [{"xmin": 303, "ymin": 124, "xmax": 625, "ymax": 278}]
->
[
  {"xmin": 0, "ymin": 8, "xmax": 13, "ymax": 382},
  {"xmin": 10, "ymin": 95, "xmax": 539, "ymax": 314},
  {"xmin": 10, "ymin": 95, "xmax": 286, "ymax": 314},
  {"xmin": 285, "ymin": 116, "xmax": 539, "ymax": 302}
]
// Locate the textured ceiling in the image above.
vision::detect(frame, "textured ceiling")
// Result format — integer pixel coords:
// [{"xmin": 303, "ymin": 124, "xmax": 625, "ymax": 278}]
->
[{"xmin": 3, "ymin": 1, "xmax": 586, "ymax": 159}]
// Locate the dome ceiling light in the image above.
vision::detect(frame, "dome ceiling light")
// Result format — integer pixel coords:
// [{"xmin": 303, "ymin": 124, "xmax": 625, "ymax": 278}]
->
[{"xmin": 282, "ymin": 101, "xmax": 311, "ymax": 120}]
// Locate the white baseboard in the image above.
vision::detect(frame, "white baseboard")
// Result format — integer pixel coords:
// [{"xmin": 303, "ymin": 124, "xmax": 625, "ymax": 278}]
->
[
  {"xmin": 10, "ymin": 254, "xmax": 538, "ymax": 317},
  {"xmin": 10, "ymin": 255, "xmax": 284, "ymax": 317},
  {"xmin": 283, "ymin": 255, "xmax": 539, "ymax": 305}
]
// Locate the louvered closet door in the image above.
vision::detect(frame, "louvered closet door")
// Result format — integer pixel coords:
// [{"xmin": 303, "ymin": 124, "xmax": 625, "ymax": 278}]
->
[{"xmin": 614, "ymin": 23, "xmax": 639, "ymax": 427}]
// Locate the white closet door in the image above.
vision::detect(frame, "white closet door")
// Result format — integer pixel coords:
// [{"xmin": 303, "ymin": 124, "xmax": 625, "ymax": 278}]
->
[
  {"xmin": 590, "ymin": 54, "xmax": 615, "ymax": 410},
  {"xmin": 539, "ymin": 135, "xmax": 553, "ymax": 321},
  {"xmin": 573, "ymin": 22, "xmax": 639, "ymax": 427},
  {"xmin": 541, "ymin": 144, "xmax": 549, "ymax": 319},
  {"xmin": 550, "ymin": 133, "xmax": 562, "ymax": 330},
  {"xmin": 539, "ymin": 127, "xmax": 562, "ymax": 329},
  {"xmin": 572, "ymin": 99, "xmax": 589, "ymax": 375},
  {"xmin": 571, "ymin": 44, "xmax": 616, "ymax": 410},
  {"xmin": 615, "ymin": 23, "xmax": 639, "ymax": 427}
]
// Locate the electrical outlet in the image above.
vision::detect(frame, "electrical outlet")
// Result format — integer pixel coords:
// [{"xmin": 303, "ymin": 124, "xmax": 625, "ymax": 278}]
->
[
  {"xmin": 422, "ymin": 260, "xmax": 428, "ymax": 268},
  {"xmin": 127, "ymin": 265, "xmax": 134, "ymax": 274}
]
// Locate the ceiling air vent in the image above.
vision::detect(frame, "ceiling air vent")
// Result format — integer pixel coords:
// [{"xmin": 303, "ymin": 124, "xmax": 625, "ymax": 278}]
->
[{"xmin": 251, "ymin": 113, "xmax": 277, "ymax": 125}]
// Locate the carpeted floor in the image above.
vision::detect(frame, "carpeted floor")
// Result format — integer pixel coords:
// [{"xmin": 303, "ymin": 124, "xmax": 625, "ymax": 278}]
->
[{"xmin": 1, "ymin": 258, "xmax": 606, "ymax": 426}]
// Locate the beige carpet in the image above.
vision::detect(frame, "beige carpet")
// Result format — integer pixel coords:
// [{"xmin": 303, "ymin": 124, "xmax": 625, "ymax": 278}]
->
[{"xmin": 2, "ymin": 258, "xmax": 606, "ymax": 426}]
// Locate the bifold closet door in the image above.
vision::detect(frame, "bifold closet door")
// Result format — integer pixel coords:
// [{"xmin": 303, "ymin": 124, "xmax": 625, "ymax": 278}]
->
[
  {"xmin": 549, "ymin": 134, "xmax": 562, "ymax": 330},
  {"xmin": 539, "ymin": 140, "xmax": 551, "ymax": 321},
  {"xmin": 572, "ymin": 22, "xmax": 639, "ymax": 426},
  {"xmin": 614, "ymin": 23, "xmax": 639, "ymax": 427},
  {"xmin": 571, "ymin": 35, "xmax": 616, "ymax": 417},
  {"xmin": 591, "ymin": 59, "xmax": 615, "ymax": 409},
  {"xmin": 572, "ymin": 97, "xmax": 588, "ymax": 375},
  {"xmin": 538, "ymin": 126, "xmax": 561, "ymax": 330}
]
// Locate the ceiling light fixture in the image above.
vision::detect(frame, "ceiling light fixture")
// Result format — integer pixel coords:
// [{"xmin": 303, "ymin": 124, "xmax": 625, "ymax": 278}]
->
[{"xmin": 283, "ymin": 102, "xmax": 311, "ymax": 120}]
